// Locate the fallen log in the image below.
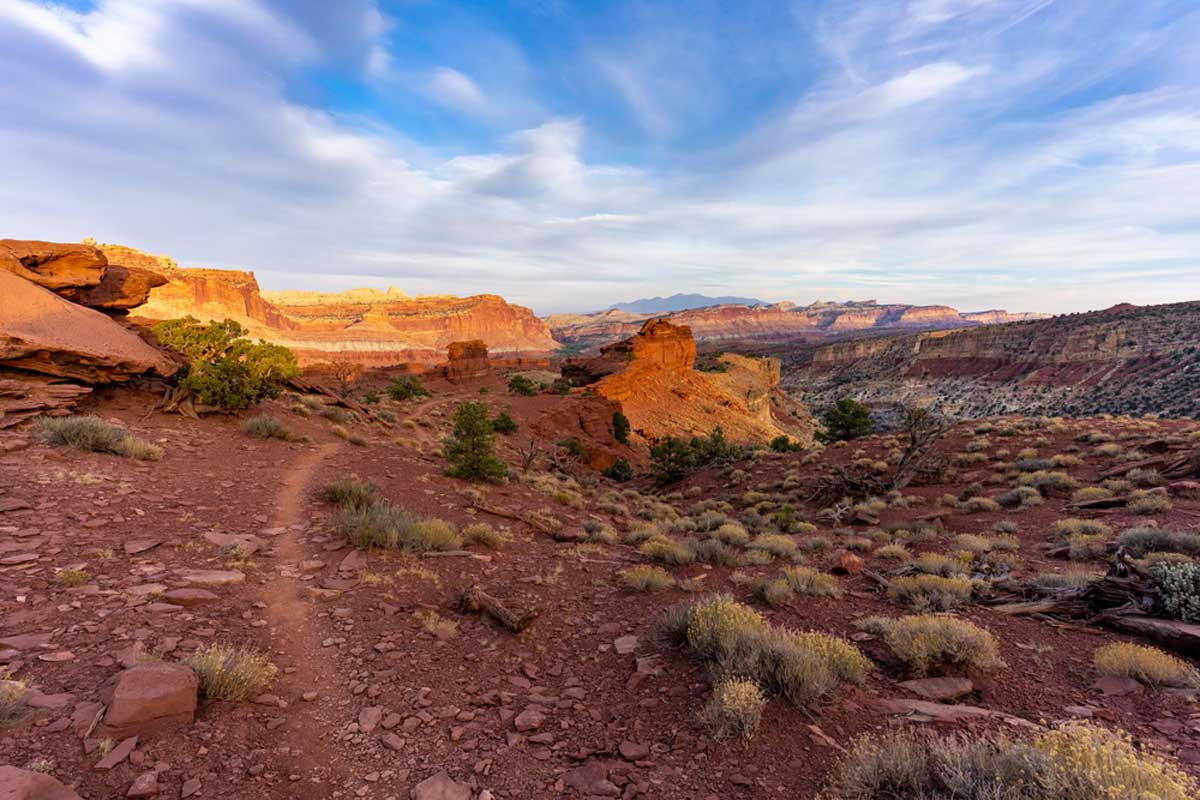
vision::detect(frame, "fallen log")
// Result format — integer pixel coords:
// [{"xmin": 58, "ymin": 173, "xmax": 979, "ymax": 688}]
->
[
  {"xmin": 460, "ymin": 584, "xmax": 542, "ymax": 633},
  {"xmin": 1095, "ymin": 614, "xmax": 1200, "ymax": 659}
]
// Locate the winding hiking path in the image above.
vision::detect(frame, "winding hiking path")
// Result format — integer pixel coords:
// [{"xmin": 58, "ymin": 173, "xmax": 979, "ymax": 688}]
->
[{"xmin": 253, "ymin": 442, "xmax": 353, "ymax": 797}]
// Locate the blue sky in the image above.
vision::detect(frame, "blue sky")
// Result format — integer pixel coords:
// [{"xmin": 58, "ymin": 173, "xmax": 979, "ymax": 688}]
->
[{"xmin": 1, "ymin": 1, "xmax": 1198, "ymax": 314}]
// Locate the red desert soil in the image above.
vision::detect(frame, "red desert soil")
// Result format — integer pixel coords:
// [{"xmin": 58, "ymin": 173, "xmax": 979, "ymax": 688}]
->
[{"xmin": 2, "ymin": 372, "xmax": 1199, "ymax": 799}]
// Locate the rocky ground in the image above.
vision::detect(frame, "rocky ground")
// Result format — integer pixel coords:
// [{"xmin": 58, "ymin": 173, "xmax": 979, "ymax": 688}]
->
[{"xmin": 2, "ymin": 373, "xmax": 1200, "ymax": 799}]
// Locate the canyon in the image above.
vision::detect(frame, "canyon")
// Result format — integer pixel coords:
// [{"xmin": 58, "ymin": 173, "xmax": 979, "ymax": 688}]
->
[
  {"xmin": 779, "ymin": 301, "xmax": 1200, "ymax": 419},
  {"xmin": 547, "ymin": 300, "xmax": 1047, "ymax": 354}
]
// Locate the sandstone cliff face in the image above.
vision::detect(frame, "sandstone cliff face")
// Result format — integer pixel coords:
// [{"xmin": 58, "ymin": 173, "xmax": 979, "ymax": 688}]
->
[
  {"xmin": 438, "ymin": 340, "xmax": 491, "ymax": 381},
  {"xmin": 109, "ymin": 244, "xmax": 560, "ymax": 366},
  {"xmin": 785, "ymin": 301, "xmax": 1200, "ymax": 419},
  {"xmin": 548, "ymin": 300, "xmax": 1048, "ymax": 353},
  {"xmin": 572, "ymin": 319, "xmax": 813, "ymax": 444}
]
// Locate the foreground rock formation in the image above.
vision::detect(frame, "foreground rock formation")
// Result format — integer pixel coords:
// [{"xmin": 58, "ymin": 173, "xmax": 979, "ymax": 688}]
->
[
  {"xmin": 783, "ymin": 300, "xmax": 1200, "ymax": 418},
  {"xmin": 566, "ymin": 319, "xmax": 813, "ymax": 443},
  {"xmin": 548, "ymin": 299, "xmax": 1048, "ymax": 353}
]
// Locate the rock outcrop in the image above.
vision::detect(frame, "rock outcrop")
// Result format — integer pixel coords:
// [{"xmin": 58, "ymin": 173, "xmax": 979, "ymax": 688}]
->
[
  {"xmin": 785, "ymin": 301, "xmax": 1200, "ymax": 419},
  {"xmin": 438, "ymin": 340, "xmax": 492, "ymax": 381},
  {"xmin": 0, "ymin": 765, "xmax": 83, "ymax": 800},
  {"xmin": 0, "ymin": 271, "xmax": 177, "ymax": 383},
  {"xmin": 0, "ymin": 239, "xmax": 107, "ymax": 294},
  {"xmin": 548, "ymin": 300, "xmax": 1049, "ymax": 353},
  {"xmin": 567, "ymin": 319, "xmax": 813, "ymax": 443},
  {"xmin": 97, "ymin": 663, "xmax": 199, "ymax": 739}
]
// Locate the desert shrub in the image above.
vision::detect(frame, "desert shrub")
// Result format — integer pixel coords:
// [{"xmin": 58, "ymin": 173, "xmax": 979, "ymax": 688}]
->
[
  {"xmin": 490, "ymin": 412, "xmax": 518, "ymax": 434},
  {"xmin": 241, "ymin": 414, "xmax": 296, "ymax": 441},
  {"xmin": 612, "ymin": 411, "xmax": 630, "ymax": 444},
  {"xmin": 603, "ymin": 457, "xmax": 633, "ymax": 482},
  {"xmin": 186, "ymin": 643, "xmax": 277, "ymax": 702},
  {"xmin": 962, "ymin": 497, "xmax": 1000, "ymax": 514},
  {"xmin": 747, "ymin": 533, "xmax": 799, "ymax": 560},
  {"xmin": 694, "ymin": 538, "xmax": 737, "ymax": 566},
  {"xmin": 1118, "ymin": 527, "xmax": 1200, "ymax": 557},
  {"xmin": 913, "ymin": 552, "xmax": 968, "ymax": 577},
  {"xmin": 38, "ymin": 416, "xmax": 162, "ymax": 460},
  {"xmin": 888, "ymin": 574, "xmax": 975, "ymax": 611},
  {"xmin": 875, "ymin": 614, "xmax": 1000, "ymax": 675},
  {"xmin": 711, "ymin": 522, "xmax": 751, "ymax": 546},
  {"xmin": 639, "ymin": 536, "xmax": 697, "ymax": 565},
  {"xmin": 1151, "ymin": 562, "xmax": 1200, "ymax": 623},
  {"xmin": 1127, "ymin": 467, "xmax": 1163, "ymax": 488},
  {"xmin": 153, "ymin": 317, "xmax": 298, "ymax": 410},
  {"xmin": 758, "ymin": 578, "xmax": 795, "ymax": 607},
  {"xmin": 1128, "ymin": 491, "xmax": 1170, "ymax": 515},
  {"xmin": 1033, "ymin": 570, "xmax": 1099, "ymax": 590},
  {"xmin": 319, "ymin": 406, "xmax": 355, "ymax": 425},
  {"xmin": 825, "ymin": 723, "xmax": 1199, "ymax": 800},
  {"xmin": 1015, "ymin": 457, "xmax": 1051, "ymax": 472},
  {"xmin": 619, "ymin": 564, "xmax": 676, "ymax": 592},
  {"xmin": 996, "ymin": 486, "xmax": 1043, "ymax": 509},
  {"xmin": 320, "ymin": 476, "xmax": 378, "ymax": 510},
  {"xmin": 1071, "ymin": 486, "xmax": 1114, "ymax": 503},
  {"xmin": 443, "ymin": 402, "xmax": 507, "ymax": 482},
  {"xmin": 0, "ymin": 671, "xmax": 28, "ymax": 729},
  {"xmin": 650, "ymin": 427, "xmax": 741, "ymax": 484},
  {"xmin": 507, "ymin": 375, "xmax": 539, "ymax": 396},
  {"xmin": 874, "ymin": 544, "xmax": 911, "ymax": 561},
  {"xmin": 462, "ymin": 522, "xmax": 503, "ymax": 549},
  {"xmin": 1054, "ymin": 518, "xmax": 1111, "ymax": 539},
  {"xmin": 770, "ymin": 435, "xmax": 803, "ymax": 452},
  {"xmin": 558, "ymin": 437, "xmax": 586, "ymax": 459},
  {"xmin": 1017, "ymin": 470, "xmax": 1078, "ymax": 495},
  {"xmin": 1067, "ymin": 533, "xmax": 1110, "ymax": 561},
  {"xmin": 1094, "ymin": 642, "xmax": 1200, "ymax": 689},
  {"xmin": 334, "ymin": 499, "xmax": 461, "ymax": 553},
  {"xmin": 386, "ymin": 375, "xmax": 430, "ymax": 401},
  {"xmin": 700, "ymin": 677, "xmax": 765, "ymax": 741},
  {"xmin": 783, "ymin": 566, "xmax": 842, "ymax": 597},
  {"xmin": 817, "ymin": 398, "xmax": 873, "ymax": 443}
]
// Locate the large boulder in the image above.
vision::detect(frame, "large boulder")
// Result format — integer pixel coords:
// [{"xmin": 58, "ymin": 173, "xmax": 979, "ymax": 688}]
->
[
  {"xmin": 75, "ymin": 264, "xmax": 169, "ymax": 310},
  {"xmin": 0, "ymin": 239, "xmax": 107, "ymax": 294},
  {"xmin": 0, "ymin": 271, "xmax": 177, "ymax": 383},
  {"xmin": 0, "ymin": 766, "xmax": 83, "ymax": 800},
  {"xmin": 97, "ymin": 663, "xmax": 198, "ymax": 739}
]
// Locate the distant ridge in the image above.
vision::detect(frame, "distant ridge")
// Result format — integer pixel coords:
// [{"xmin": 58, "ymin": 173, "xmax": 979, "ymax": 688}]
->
[{"xmin": 608, "ymin": 293, "xmax": 768, "ymax": 314}]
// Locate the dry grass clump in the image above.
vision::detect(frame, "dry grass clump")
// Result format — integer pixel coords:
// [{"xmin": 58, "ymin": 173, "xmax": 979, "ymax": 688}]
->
[
  {"xmin": 1127, "ymin": 467, "xmax": 1163, "ymax": 488},
  {"xmin": 961, "ymin": 496, "xmax": 1001, "ymax": 514},
  {"xmin": 56, "ymin": 569, "xmax": 90, "ymax": 587},
  {"xmin": 783, "ymin": 566, "xmax": 842, "ymax": 598},
  {"xmin": 1071, "ymin": 486, "xmax": 1114, "ymax": 503},
  {"xmin": 38, "ymin": 415, "xmax": 162, "ymax": 460},
  {"xmin": 415, "ymin": 609, "xmax": 459, "ymax": 639},
  {"xmin": 913, "ymin": 552, "xmax": 969, "ymax": 577},
  {"xmin": 873, "ymin": 544, "xmax": 911, "ymax": 561},
  {"xmin": 1016, "ymin": 470, "xmax": 1078, "ymax": 495},
  {"xmin": 1118, "ymin": 527, "xmax": 1200, "ymax": 558},
  {"xmin": 660, "ymin": 594, "xmax": 870, "ymax": 707},
  {"xmin": 824, "ymin": 723, "xmax": 1198, "ymax": 800},
  {"xmin": 619, "ymin": 564, "xmax": 676, "ymax": 592},
  {"xmin": 1054, "ymin": 518, "xmax": 1111, "ymax": 538},
  {"xmin": 1094, "ymin": 642, "xmax": 1200, "ymax": 689},
  {"xmin": 639, "ymin": 536, "xmax": 697, "ymax": 565},
  {"xmin": 186, "ymin": 643, "xmax": 277, "ymax": 702},
  {"xmin": 0, "ymin": 671, "xmax": 28, "ymax": 729},
  {"xmin": 241, "ymin": 414, "xmax": 297, "ymax": 441},
  {"xmin": 1033, "ymin": 569, "xmax": 1100, "ymax": 590},
  {"xmin": 746, "ymin": 533, "xmax": 800, "ymax": 560},
  {"xmin": 700, "ymin": 677, "xmax": 765, "ymax": 740},
  {"xmin": 710, "ymin": 522, "xmax": 751, "ymax": 546},
  {"xmin": 757, "ymin": 577, "xmax": 795, "ymax": 607},
  {"xmin": 462, "ymin": 522, "xmax": 504, "ymax": 549},
  {"xmin": 325, "ymin": 481, "xmax": 461, "ymax": 553},
  {"xmin": 888, "ymin": 575, "xmax": 976, "ymax": 611},
  {"xmin": 320, "ymin": 476, "xmax": 378, "ymax": 510},
  {"xmin": 871, "ymin": 614, "xmax": 1000, "ymax": 675},
  {"xmin": 1128, "ymin": 491, "xmax": 1171, "ymax": 515},
  {"xmin": 996, "ymin": 485, "xmax": 1043, "ymax": 509},
  {"xmin": 1067, "ymin": 533, "xmax": 1110, "ymax": 561}
]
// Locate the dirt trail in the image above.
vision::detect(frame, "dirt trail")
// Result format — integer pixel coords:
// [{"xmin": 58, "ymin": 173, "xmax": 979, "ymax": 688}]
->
[{"xmin": 254, "ymin": 441, "xmax": 351, "ymax": 797}]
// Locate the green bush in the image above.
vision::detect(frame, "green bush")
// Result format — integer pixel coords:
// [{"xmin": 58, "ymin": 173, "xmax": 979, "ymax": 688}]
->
[
  {"xmin": 153, "ymin": 317, "xmax": 298, "ymax": 411},
  {"xmin": 507, "ymin": 375, "xmax": 539, "ymax": 396},
  {"xmin": 558, "ymin": 437, "xmax": 586, "ymax": 458},
  {"xmin": 816, "ymin": 398, "xmax": 873, "ymax": 443},
  {"xmin": 1152, "ymin": 561, "xmax": 1200, "ymax": 623},
  {"xmin": 443, "ymin": 402, "xmax": 507, "ymax": 482},
  {"xmin": 491, "ymin": 412, "xmax": 518, "ymax": 434},
  {"xmin": 770, "ymin": 435, "xmax": 802, "ymax": 452},
  {"xmin": 38, "ymin": 415, "xmax": 162, "ymax": 460},
  {"xmin": 603, "ymin": 457, "xmax": 633, "ymax": 482},
  {"xmin": 612, "ymin": 410, "xmax": 631, "ymax": 444},
  {"xmin": 650, "ymin": 427, "xmax": 741, "ymax": 484},
  {"xmin": 387, "ymin": 375, "xmax": 430, "ymax": 401}
]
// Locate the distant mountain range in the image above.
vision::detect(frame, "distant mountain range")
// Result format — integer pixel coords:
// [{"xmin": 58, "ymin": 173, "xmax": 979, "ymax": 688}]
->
[{"xmin": 607, "ymin": 293, "xmax": 768, "ymax": 313}]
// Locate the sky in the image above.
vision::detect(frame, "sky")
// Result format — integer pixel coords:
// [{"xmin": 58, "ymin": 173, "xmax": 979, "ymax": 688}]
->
[{"xmin": 1, "ymin": 1, "xmax": 1198, "ymax": 315}]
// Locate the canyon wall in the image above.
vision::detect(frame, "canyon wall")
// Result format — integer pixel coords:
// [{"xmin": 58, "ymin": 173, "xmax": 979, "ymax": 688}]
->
[
  {"xmin": 548, "ymin": 300, "xmax": 1047, "ymax": 353},
  {"xmin": 103, "ymin": 245, "xmax": 560, "ymax": 366}
]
